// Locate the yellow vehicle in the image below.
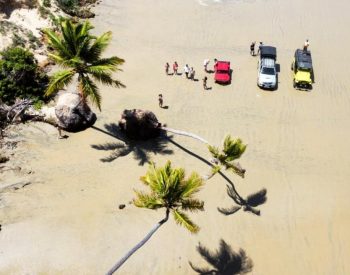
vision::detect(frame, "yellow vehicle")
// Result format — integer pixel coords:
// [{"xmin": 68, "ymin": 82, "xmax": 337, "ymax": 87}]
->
[{"xmin": 291, "ymin": 49, "xmax": 313, "ymax": 90}]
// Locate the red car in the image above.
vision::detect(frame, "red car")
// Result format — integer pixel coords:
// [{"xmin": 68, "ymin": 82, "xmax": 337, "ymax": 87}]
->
[{"xmin": 214, "ymin": 61, "xmax": 231, "ymax": 84}]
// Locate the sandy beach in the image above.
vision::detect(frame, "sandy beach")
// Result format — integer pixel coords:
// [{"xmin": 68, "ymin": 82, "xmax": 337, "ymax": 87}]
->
[{"xmin": 1, "ymin": 0, "xmax": 350, "ymax": 274}]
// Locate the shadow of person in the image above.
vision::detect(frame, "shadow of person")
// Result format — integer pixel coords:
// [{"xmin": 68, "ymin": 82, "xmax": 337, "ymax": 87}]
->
[
  {"xmin": 189, "ymin": 239, "xmax": 253, "ymax": 274},
  {"xmin": 161, "ymin": 106, "xmax": 169, "ymax": 109},
  {"xmin": 207, "ymin": 70, "xmax": 215, "ymax": 74},
  {"xmin": 205, "ymin": 87, "xmax": 212, "ymax": 91}
]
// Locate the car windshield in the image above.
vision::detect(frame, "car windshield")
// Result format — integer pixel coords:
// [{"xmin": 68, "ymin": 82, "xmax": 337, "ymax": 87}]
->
[
  {"xmin": 217, "ymin": 70, "xmax": 228, "ymax": 74},
  {"xmin": 298, "ymin": 67, "xmax": 311, "ymax": 72},
  {"xmin": 261, "ymin": 67, "xmax": 275, "ymax": 75}
]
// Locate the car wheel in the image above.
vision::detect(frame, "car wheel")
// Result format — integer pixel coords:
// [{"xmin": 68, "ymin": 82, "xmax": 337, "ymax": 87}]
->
[{"xmin": 293, "ymin": 80, "xmax": 296, "ymax": 88}]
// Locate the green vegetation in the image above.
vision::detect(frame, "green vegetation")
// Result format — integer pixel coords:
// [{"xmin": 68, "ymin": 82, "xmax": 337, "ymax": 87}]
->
[
  {"xmin": 134, "ymin": 161, "xmax": 204, "ymax": 233},
  {"xmin": 43, "ymin": 18, "xmax": 125, "ymax": 110},
  {"xmin": 106, "ymin": 161, "xmax": 205, "ymax": 274},
  {"xmin": 43, "ymin": 0, "xmax": 52, "ymax": 7},
  {"xmin": 56, "ymin": 0, "xmax": 96, "ymax": 18},
  {"xmin": 0, "ymin": 21, "xmax": 42, "ymax": 50},
  {"xmin": 11, "ymin": 33, "xmax": 26, "ymax": 48},
  {"xmin": 0, "ymin": 47, "xmax": 48, "ymax": 105},
  {"xmin": 208, "ymin": 135, "xmax": 247, "ymax": 178}
]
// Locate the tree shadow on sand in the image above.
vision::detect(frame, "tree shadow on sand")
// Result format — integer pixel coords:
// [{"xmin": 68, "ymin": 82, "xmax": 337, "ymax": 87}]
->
[
  {"xmin": 218, "ymin": 186, "xmax": 267, "ymax": 216},
  {"xmin": 91, "ymin": 124, "xmax": 174, "ymax": 165},
  {"xmin": 189, "ymin": 239, "xmax": 253, "ymax": 275}
]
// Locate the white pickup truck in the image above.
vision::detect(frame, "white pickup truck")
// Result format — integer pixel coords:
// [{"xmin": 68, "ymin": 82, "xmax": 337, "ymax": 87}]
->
[{"xmin": 257, "ymin": 46, "xmax": 277, "ymax": 90}]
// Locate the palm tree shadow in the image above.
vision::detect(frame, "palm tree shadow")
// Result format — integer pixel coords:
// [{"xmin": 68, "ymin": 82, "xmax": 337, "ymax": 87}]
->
[
  {"xmin": 189, "ymin": 239, "xmax": 253, "ymax": 274},
  {"xmin": 91, "ymin": 123, "xmax": 174, "ymax": 165},
  {"xmin": 218, "ymin": 186, "xmax": 267, "ymax": 216}
]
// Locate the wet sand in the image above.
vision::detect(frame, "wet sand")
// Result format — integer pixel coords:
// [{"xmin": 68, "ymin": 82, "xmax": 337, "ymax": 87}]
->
[{"xmin": 1, "ymin": 0, "xmax": 350, "ymax": 274}]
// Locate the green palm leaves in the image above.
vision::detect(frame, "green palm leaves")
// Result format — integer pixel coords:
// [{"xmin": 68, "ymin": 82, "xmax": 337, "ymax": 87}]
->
[
  {"xmin": 208, "ymin": 135, "xmax": 247, "ymax": 178},
  {"xmin": 43, "ymin": 18, "xmax": 125, "ymax": 110},
  {"xmin": 134, "ymin": 161, "xmax": 204, "ymax": 233}
]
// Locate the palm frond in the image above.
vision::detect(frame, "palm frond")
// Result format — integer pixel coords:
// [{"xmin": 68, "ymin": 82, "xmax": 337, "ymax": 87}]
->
[
  {"xmin": 208, "ymin": 144, "xmax": 219, "ymax": 158},
  {"xmin": 222, "ymin": 135, "xmax": 247, "ymax": 161},
  {"xmin": 133, "ymin": 190, "xmax": 164, "ymax": 209},
  {"xmin": 85, "ymin": 31, "xmax": 113, "ymax": 62},
  {"xmin": 91, "ymin": 56, "xmax": 125, "ymax": 68},
  {"xmin": 217, "ymin": 205, "xmax": 241, "ymax": 215},
  {"xmin": 173, "ymin": 209, "xmax": 199, "ymax": 233},
  {"xmin": 140, "ymin": 162, "xmax": 164, "ymax": 193},
  {"xmin": 180, "ymin": 199, "xmax": 204, "ymax": 212},
  {"xmin": 89, "ymin": 71, "xmax": 124, "ymax": 88},
  {"xmin": 45, "ymin": 69, "xmax": 75, "ymax": 96},
  {"xmin": 79, "ymin": 74, "xmax": 102, "ymax": 110},
  {"xmin": 179, "ymin": 172, "xmax": 204, "ymax": 199},
  {"xmin": 60, "ymin": 19, "xmax": 75, "ymax": 54},
  {"xmin": 43, "ymin": 28, "xmax": 71, "ymax": 59},
  {"xmin": 211, "ymin": 165, "xmax": 221, "ymax": 175},
  {"xmin": 224, "ymin": 161, "xmax": 246, "ymax": 178}
]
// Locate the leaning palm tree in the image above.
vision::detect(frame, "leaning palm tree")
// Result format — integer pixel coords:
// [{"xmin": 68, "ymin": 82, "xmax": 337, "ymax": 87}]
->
[
  {"xmin": 106, "ymin": 161, "xmax": 205, "ymax": 274},
  {"xmin": 208, "ymin": 135, "xmax": 247, "ymax": 178},
  {"xmin": 118, "ymin": 110, "xmax": 246, "ymax": 178},
  {"xmin": 43, "ymin": 18, "xmax": 125, "ymax": 110}
]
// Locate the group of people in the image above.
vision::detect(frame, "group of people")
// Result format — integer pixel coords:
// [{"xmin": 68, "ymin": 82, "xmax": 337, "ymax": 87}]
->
[
  {"xmin": 165, "ymin": 61, "xmax": 179, "ymax": 76},
  {"xmin": 249, "ymin": 39, "xmax": 310, "ymax": 56},
  {"xmin": 165, "ymin": 62, "xmax": 197, "ymax": 80},
  {"xmin": 160, "ymin": 58, "xmax": 218, "ymax": 107},
  {"xmin": 164, "ymin": 59, "xmax": 218, "ymax": 91}
]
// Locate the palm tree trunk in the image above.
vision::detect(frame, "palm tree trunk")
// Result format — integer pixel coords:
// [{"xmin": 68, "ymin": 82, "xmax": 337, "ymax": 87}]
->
[
  {"xmin": 106, "ymin": 209, "xmax": 170, "ymax": 275},
  {"xmin": 160, "ymin": 127, "xmax": 209, "ymax": 144}
]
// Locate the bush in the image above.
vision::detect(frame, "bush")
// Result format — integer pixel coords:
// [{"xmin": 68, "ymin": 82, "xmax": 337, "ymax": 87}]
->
[
  {"xmin": 56, "ymin": 0, "xmax": 78, "ymax": 10},
  {"xmin": 12, "ymin": 33, "xmax": 26, "ymax": 47},
  {"xmin": 43, "ymin": 0, "xmax": 51, "ymax": 7},
  {"xmin": 0, "ymin": 47, "xmax": 48, "ymax": 105}
]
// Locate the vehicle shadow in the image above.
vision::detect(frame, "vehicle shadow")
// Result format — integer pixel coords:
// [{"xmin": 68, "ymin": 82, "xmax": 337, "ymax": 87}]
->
[
  {"xmin": 91, "ymin": 124, "xmax": 174, "ymax": 165},
  {"xmin": 276, "ymin": 63, "xmax": 281, "ymax": 73},
  {"xmin": 189, "ymin": 239, "xmax": 253, "ymax": 274}
]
